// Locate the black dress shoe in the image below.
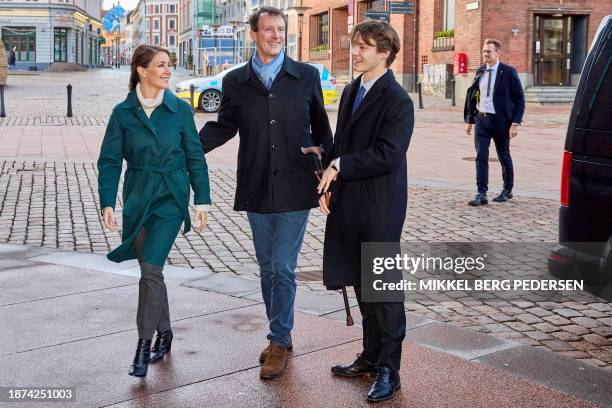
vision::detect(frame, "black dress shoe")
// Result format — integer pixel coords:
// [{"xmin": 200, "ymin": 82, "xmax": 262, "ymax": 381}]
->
[
  {"xmin": 129, "ymin": 339, "xmax": 152, "ymax": 377},
  {"xmin": 468, "ymin": 193, "xmax": 488, "ymax": 206},
  {"xmin": 493, "ymin": 190, "xmax": 513, "ymax": 202},
  {"xmin": 331, "ymin": 353, "xmax": 377, "ymax": 377},
  {"xmin": 149, "ymin": 329, "xmax": 173, "ymax": 363},
  {"xmin": 366, "ymin": 367, "xmax": 401, "ymax": 403}
]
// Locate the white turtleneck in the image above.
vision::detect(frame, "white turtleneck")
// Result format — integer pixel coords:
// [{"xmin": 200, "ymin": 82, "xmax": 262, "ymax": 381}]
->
[{"xmin": 135, "ymin": 82, "xmax": 210, "ymax": 213}]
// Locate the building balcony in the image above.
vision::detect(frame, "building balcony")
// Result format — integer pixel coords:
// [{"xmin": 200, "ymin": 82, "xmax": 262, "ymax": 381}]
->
[{"xmin": 432, "ymin": 36, "xmax": 454, "ymax": 52}]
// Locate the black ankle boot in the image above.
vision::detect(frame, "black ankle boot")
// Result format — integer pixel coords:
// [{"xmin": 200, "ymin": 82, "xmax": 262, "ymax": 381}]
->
[
  {"xmin": 149, "ymin": 329, "xmax": 173, "ymax": 363},
  {"xmin": 129, "ymin": 339, "xmax": 152, "ymax": 377}
]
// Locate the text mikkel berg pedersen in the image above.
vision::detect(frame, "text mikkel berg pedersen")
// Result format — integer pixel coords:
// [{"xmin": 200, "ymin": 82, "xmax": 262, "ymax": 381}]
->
[{"xmin": 370, "ymin": 253, "xmax": 584, "ymax": 292}]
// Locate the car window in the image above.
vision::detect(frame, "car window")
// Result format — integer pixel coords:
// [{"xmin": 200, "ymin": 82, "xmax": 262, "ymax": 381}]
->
[{"xmin": 577, "ymin": 33, "xmax": 612, "ymax": 133}]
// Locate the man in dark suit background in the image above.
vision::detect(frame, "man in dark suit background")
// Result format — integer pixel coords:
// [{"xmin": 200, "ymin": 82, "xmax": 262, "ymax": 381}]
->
[
  {"xmin": 199, "ymin": 6, "xmax": 332, "ymax": 379},
  {"xmin": 317, "ymin": 20, "xmax": 414, "ymax": 403},
  {"xmin": 464, "ymin": 38, "xmax": 525, "ymax": 206}
]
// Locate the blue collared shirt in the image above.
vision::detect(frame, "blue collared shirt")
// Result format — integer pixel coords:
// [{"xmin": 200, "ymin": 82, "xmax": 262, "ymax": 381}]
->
[{"xmin": 252, "ymin": 49, "xmax": 285, "ymax": 89}]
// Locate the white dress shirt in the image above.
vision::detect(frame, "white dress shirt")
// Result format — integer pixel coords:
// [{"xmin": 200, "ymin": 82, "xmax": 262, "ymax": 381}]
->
[
  {"xmin": 477, "ymin": 61, "xmax": 499, "ymax": 114},
  {"xmin": 335, "ymin": 69, "xmax": 388, "ymax": 171}
]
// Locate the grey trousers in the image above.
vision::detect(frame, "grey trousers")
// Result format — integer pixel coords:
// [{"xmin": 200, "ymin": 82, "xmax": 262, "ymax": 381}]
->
[{"xmin": 134, "ymin": 228, "xmax": 171, "ymax": 340}]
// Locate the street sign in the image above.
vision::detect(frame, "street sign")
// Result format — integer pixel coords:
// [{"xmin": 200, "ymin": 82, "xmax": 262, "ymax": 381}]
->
[
  {"xmin": 389, "ymin": 1, "xmax": 416, "ymax": 14},
  {"xmin": 364, "ymin": 11, "xmax": 390, "ymax": 22}
]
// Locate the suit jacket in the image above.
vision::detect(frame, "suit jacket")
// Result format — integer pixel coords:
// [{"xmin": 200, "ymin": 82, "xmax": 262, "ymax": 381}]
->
[
  {"xmin": 199, "ymin": 55, "xmax": 333, "ymax": 213},
  {"xmin": 464, "ymin": 62, "xmax": 525, "ymax": 125},
  {"xmin": 322, "ymin": 70, "xmax": 414, "ymax": 287}
]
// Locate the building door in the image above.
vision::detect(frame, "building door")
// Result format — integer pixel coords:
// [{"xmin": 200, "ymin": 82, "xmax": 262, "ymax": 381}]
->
[{"xmin": 534, "ymin": 15, "xmax": 572, "ymax": 86}]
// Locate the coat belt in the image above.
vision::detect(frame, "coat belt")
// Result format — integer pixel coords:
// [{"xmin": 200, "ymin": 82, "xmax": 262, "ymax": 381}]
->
[{"xmin": 123, "ymin": 163, "xmax": 191, "ymax": 234}]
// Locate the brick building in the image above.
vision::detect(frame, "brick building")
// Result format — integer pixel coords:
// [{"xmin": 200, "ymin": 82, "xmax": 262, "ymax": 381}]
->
[
  {"xmin": 297, "ymin": 0, "xmax": 610, "ymax": 100},
  {"xmin": 418, "ymin": 0, "xmax": 610, "ymax": 100},
  {"xmin": 301, "ymin": 0, "xmax": 418, "ymax": 91}
]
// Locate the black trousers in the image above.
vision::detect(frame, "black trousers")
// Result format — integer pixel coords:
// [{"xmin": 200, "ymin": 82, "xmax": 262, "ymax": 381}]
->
[
  {"xmin": 134, "ymin": 228, "xmax": 171, "ymax": 340},
  {"xmin": 354, "ymin": 286, "xmax": 406, "ymax": 371},
  {"xmin": 474, "ymin": 114, "xmax": 514, "ymax": 194}
]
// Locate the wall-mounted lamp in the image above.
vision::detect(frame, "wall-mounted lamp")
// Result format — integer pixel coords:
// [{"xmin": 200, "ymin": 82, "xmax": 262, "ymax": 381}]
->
[{"xmin": 511, "ymin": 27, "xmax": 519, "ymax": 37}]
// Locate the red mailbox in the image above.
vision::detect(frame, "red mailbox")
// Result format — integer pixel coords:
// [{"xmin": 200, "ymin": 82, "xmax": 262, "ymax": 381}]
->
[{"xmin": 453, "ymin": 52, "xmax": 468, "ymax": 74}]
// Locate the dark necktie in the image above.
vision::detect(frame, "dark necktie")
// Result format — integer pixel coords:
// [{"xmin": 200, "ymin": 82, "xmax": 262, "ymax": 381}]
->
[
  {"xmin": 352, "ymin": 86, "xmax": 366, "ymax": 113},
  {"xmin": 486, "ymin": 68, "xmax": 493, "ymax": 97}
]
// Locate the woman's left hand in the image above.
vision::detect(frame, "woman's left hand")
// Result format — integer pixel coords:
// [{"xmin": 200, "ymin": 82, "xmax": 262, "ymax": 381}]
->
[{"xmin": 195, "ymin": 210, "xmax": 208, "ymax": 233}]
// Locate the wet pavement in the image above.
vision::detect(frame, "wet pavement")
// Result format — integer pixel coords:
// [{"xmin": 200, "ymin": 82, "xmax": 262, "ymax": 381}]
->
[{"xmin": 1, "ymin": 244, "xmax": 610, "ymax": 408}]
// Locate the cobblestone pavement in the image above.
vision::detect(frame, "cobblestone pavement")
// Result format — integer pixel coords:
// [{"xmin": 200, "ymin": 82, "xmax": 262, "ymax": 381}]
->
[
  {"xmin": 0, "ymin": 159, "xmax": 610, "ymax": 369},
  {"xmin": 2, "ymin": 69, "xmax": 572, "ymax": 127}
]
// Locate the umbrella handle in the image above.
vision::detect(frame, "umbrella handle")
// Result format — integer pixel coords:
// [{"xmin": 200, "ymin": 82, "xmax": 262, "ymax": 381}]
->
[{"xmin": 342, "ymin": 287, "xmax": 354, "ymax": 326}]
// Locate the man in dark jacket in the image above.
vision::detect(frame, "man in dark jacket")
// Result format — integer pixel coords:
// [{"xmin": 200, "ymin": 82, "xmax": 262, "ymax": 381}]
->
[
  {"xmin": 8, "ymin": 46, "xmax": 16, "ymax": 70},
  {"xmin": 464, "ymin": 38, "xmax": 525, "ymax": 206},
  {"xmin": 199, "ymin": 6, "xmax": 332, "ymax": 379},
  {"xmin": 317, "ymin": 20, "xmax": 414, "ymax": 403}
]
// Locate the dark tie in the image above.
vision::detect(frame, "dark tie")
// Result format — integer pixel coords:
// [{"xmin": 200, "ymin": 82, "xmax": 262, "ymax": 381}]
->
[
  {"xmin": 352, "ymin": 86, "xmax": 366, "ymax": 113},
  {"xmin": 266, "ymin": 77, "xmax": 273, "ymax": 90},
  {"xmin": 486, "ymin": 68, "xmax": 493, "ymax": 97}
]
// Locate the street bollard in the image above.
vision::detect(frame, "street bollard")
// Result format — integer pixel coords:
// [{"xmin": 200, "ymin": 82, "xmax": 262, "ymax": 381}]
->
[
  {"xmin": 417, "ymin": 82, "xmax": 424, "ymax": 109},
  {"xmin": 66, "ymin": 84, "xmax": 73, "ymax": 117},
  {"xmin": 189, "ymin": 84, "xmax": 195, "ymax": 115},
  {"xmin": 0, "ymin": 84, "xmax": 5, "ymax": 118},
  {"xmin": 451, "ymin": 78, "xmax": 456, "ymax": 107}
]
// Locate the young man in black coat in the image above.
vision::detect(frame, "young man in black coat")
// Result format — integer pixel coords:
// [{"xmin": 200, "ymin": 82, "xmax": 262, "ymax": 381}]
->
[
  {"xmin": 464, "ymin": 38, "xmax": 525, "ymax": 206},
  {"xmin": 199, "ymin": 7, "xmax": 332, "ymax": 380},
  {"xmin": 317, "ymin": 20, "xmax": 414, "ymax": 403}
]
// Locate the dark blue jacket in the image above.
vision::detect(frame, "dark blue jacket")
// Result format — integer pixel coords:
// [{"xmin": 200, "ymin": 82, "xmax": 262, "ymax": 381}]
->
[{"xmin": 464, "ymin": 62, "xmax": 525, "ymax": 125}]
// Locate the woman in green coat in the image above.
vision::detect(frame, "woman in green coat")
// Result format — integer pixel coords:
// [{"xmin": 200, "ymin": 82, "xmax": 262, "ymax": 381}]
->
[{"xmin": 97, "ymin": 45, "xmax": 211, "ymax": 378}]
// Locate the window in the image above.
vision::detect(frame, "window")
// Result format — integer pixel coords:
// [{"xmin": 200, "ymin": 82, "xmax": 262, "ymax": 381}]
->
[
  {"xmin": 1, "ymin": 27, "xmax": 36, "ymax": 62},
  {"xmin": 168, "ymin": 4, "xmax": 176, "ymax": 13},
  {"xmin": 169, "ymin": 35, "xmax": 175, "ymax": 46},
  {"xmin": 54, "ymin": 28, "xmax": 68, "ymax": 62},
  {"xmin": 154, "ymin": 19, "xmax": 159, "ymax": 30},
  {"xmin": 443, "ymin": 0, "xmax": 455, "ymax": 30},
  {"xmin": 366, "ymin": 0, "xmax": 385, "ymax": 11},
  {"xmin": 577, "ymin": 39, "xmax": 612, "ymax": 132},
  {"xmin": 169, "ymin": 19, "xmax": 176, "ymax": 30},
  {"xmin": 154, "ymin": 5, "xmax": 160, "ymax": 13},
  {"xmin": 153, "ymin": 35, "xmax": 159, "ymax": 45},
  {"xmin": 316, "ymin": 12, "xmax": 329, "ymax": 47}
]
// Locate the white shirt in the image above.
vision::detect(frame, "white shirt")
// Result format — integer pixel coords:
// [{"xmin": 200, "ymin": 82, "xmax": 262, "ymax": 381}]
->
[
  {"xmin": 335, "ymin": 69, "xmax": 388, "ymax": 171},
  {"xmin": 477, "ymin": 61, "xmax": 499, "ymax": 114}
]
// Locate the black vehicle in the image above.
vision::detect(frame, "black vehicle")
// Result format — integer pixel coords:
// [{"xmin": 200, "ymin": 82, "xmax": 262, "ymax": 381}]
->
[{"xmin": 548, "ymin": 15, "xmax": 612, "ymax": 297}]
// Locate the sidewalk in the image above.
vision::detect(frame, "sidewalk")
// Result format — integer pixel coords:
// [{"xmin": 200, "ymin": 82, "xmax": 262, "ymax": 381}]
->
[{"xmin": 1, "ymin": 243, "xmax": 610, "ymax": 407}]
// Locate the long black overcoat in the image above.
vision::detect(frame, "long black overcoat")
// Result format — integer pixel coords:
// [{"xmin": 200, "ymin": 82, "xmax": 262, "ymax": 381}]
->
[{"xmin": 323, "ymin": 70, "xmax": 414, "ymax": 288}]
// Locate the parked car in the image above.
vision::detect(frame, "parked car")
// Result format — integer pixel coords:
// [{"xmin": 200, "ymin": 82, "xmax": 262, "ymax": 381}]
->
[
  {"xmin": 548, "ymin": 15, "xmax": 612, "ymax": 294},
  {"xmin": 175, "ymin": 60, "xmax": 338, "ymax": 113}
]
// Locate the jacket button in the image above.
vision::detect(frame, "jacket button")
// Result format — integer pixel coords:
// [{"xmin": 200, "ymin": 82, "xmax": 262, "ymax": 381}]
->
[
  {"xmin": 272, "ymin": 145, "xmax": 277, "ymax": 151},
  {"xmin": 269, "ymin": 93, "xmax": 274, "ymax": 98},
  {"xmin": 270, "ymin": 119, "xmax": 276, "ymax": 125},
  {"xmin": 273, "ymin": 170, "xmax": 279, "ymax": 175}
]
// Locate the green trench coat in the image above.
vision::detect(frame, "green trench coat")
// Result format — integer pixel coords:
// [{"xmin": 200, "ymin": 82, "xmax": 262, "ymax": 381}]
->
[{"xmin": 97, "ymin": 90, "xmax": 211, "ymax": 265}]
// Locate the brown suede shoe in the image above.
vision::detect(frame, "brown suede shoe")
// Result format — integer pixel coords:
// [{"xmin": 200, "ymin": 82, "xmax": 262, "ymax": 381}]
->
[
  {"xmin": 260, "ymin": 342, "xmax": 289, "ymax": 379},
  {"xmin": 259, "ymin": 334, "xmax": 292, "ymax": 364}
]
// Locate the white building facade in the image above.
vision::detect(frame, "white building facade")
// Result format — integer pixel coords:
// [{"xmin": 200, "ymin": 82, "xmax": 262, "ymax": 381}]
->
[{"xmin": 0, "ymin": 0, "xmax": 103, "ymax": 70}]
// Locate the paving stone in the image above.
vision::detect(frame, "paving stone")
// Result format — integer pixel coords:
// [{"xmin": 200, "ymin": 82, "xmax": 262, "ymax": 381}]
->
[
  {"xmin": 582, "ymin": 334, "xmax": 612, "ymax": 347},
  {"xmin": 525, "ymin": 306, "xmax": 553, "ymax": 317},
  {"xmin": 541, "ymin": 340, "xmax": 575, "ymax": 351},
  {"xmin": 570, "ymin": 341, "xmax": 600, "ymax": 352},
  {"xmin": 554, "ymin": 308, "xmax": 584, "ymax": 318},
  {"xmin": 543, "ymin": 315, "xmax": 573, "ymax": 326},
  {"xmin": 591, "ymin": 327, "xmax": 612, "ymax": 338},
  {"xmin": 524, "ymin": 331, "xmax": 553, "ymax": 341},
  {"xmin": 561, "ymin": 325, "xmax": 591, "ymax": 336},
  {"xmin": 532, "ymin": 322, "xmax": 560, "ymax": 333},
  {"xmin": 551, "ymin": 331, "xmax": 581, "ymax": 342},
  {"xmin": 515, "ymin": 313, "xmax": 544, "ymax": 324}
]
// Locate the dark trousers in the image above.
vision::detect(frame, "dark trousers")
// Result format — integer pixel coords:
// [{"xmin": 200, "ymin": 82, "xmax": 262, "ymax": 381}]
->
[
  {"xmin": 134, "ymin": 228, "xmax": 171, "ymax": 340},
  {"xmin": 474, "ymin": 114, "xmax": 514, "ymax": 194},
  {"xmin": 354, "ymin": 286, "xmax": 406, "ymax": 371}
]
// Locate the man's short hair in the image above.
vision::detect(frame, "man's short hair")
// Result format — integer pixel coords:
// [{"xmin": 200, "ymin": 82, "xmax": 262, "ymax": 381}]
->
[
  {"xmin": 351, "ymin": 20, "xmax": 400, "ymax": 67},
  {"xmin": 484, "ymin": 38, "xmax": 502, "ymax": 52},
  {"xmin": 249, "ymin": 6, "xmax": 287, "ymax": 32}
]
